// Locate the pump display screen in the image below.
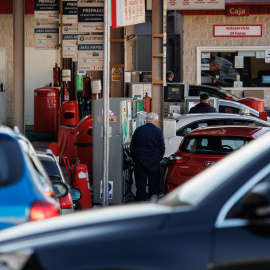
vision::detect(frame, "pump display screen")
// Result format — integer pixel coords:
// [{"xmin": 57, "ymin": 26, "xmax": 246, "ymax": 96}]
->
[
  {"xmin": 164, "ymin": 84, "xmax": 185, "ymax": 102},
  {"xmin": 262, "ymin": 75, "xmax": 270, "ymax": 85}
]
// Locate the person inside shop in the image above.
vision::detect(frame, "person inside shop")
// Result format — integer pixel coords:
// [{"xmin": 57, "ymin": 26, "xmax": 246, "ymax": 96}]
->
[
  {"xmin": 130, "ymin": 112, "xmax": 165, "ymax": 202},
  {"xmin": 188, "ymin": 93, "xmax": 217, "ymax": 114},
  {"xmin": 208, "ymin": 60, "xmax": 221, "ymax": 86},
  {"xmin": 166, "ymin": 71, "xmax": 174, "ymax": 82}
]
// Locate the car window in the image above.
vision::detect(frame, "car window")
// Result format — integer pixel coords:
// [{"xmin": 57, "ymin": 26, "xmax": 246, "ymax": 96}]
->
[
  {"xmin": 181, "ymin": 136, "xmax": 251, "ymax": 155},
  {"xmin": 177, "ymin": 119, "xmax": 228, "ymax": 137},
  {"xmin": 231, "ymin": 120, "xmax": 259, "ymax": 126},
  {"xmin": 177, "ymin": 123, "xmax": 198, "ymax": 136},
  {"xmin": 226, "ymin": 171, "xmax": 270, "ymax": 220},
  {"xmin": 219, "ymin": 105, "xmax": 240, "ymax": 114},
  {"xmin": 0, "ymin": 136, "xmax": 24, "ymax": 187}
]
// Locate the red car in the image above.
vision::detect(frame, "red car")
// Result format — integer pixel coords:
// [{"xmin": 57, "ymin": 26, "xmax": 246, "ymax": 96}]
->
[{"xmin": 164, "ymin": 125, "xmax": 270, "ymax": 194}]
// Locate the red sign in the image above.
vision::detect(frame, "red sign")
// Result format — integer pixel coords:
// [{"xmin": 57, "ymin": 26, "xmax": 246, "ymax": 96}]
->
[{"xmin": 226, "ymin": 5, "xmax": 250, "ymax": 16}]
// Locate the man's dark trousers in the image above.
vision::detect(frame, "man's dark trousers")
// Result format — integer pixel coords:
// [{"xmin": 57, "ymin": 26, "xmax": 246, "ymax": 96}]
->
[{"xmin": 134, "ymin": 159, "xmax": 160, "ymax": 201}]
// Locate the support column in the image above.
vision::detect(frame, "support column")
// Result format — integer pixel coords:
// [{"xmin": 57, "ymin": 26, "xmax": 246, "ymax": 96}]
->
[
  {"xmin": 152, "ymin": 0, "xmax": 166, "ymax": 128},
  {"xmin": 13, "ymin": 0, "xmax": 25, "ymax": 133}
]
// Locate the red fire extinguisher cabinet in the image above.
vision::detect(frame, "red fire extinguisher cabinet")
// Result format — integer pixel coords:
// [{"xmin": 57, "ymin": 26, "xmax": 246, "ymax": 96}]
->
[
  {"xmin": 58, "ymin": 101, "xmax": 79, "ymax": 127},
  {"xmin": 237, "ymin": 97, "xmax": 264, "ymax": 112},
  {"xmin": 75, "ymin": 116, "xmax": 93, "ymax": 176},
  {"xmin": 34, "ymin": 87, "xmax": 59, "ymax": 135}
]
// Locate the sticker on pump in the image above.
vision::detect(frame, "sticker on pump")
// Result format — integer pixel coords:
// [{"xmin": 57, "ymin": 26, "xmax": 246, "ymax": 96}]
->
[{"xmin": 100, "ymin": 180, "xmax": 113, "ymax": 199}]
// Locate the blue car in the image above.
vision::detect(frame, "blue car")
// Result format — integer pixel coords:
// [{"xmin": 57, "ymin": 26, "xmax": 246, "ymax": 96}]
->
[{"xmin": 0, "ymin": 126, "xmax": 68, "ymax": 230}]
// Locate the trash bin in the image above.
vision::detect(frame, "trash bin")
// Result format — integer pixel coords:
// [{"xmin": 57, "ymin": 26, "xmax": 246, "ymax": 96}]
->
[
  {"xmin": 75, "ymin": 115, "xmax": 93, "ymax": 175},
  {"xmin": 34, "ymin": 87, "xmax": 59, "ymax": 135},
  {"xmin": 58, "ymin": 101, "xmax": 79, "ymax": 127}
]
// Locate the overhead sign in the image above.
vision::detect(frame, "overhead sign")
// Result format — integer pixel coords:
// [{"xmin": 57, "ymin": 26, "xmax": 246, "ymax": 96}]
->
[
  {"xmin": 213, "ymin": 25, "xmax": 262, "ymax": 37},
  {"xmin": 147, "ymin": 0, "xmax": 225, "ymax": 10},
  {"xmin": 62, "ymin": 26, "xmax": 78, "ymax": 58},
  {"xmin": 62, "ymin": 0, "xmax": 77, "ymax": 24},
  {"xmin": 77, "ymin": 35, "xmax": 104, "ymax": 71},
  {"xmin": 34, "ymin": 20, "xmax": 59, "ymax": 50},
  {"xmin": 226, "ymin": 0, "xmax": 270, "ymax": 3},
  {"xmin": 226, "ymin": 6, "xmax": 250, "ymax": 16},
  {"xmin": 111, "ymin": 0, "xmax": 145, "ymax": 28},
  {"xmin": 34, "ymin": 0, "xmax": 59, "ymax": 19},
  {"xmin": 78, "ymin": 0, "xmax": 104, "ymax": 33}
]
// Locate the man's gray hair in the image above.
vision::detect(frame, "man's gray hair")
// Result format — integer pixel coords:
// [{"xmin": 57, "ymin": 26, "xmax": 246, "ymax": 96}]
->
[{"xmin": 146, "ymin": 112, "xmax": 158, "ymax": 122}]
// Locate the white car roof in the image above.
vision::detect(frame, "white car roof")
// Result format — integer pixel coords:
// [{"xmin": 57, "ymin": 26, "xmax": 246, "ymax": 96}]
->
[
  {"xmin": 168, "ymin": 113, "xmax": 270, "ymax": 130},
  {"xmin": 219, "ymin": 99, "xmax": 270, "ymax": 122}
]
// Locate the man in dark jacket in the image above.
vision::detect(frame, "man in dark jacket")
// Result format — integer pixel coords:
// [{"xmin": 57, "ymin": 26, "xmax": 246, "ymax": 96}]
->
[
  {"xmin": 188, "ymin": 93, "xmax": 217, "ymax": 114},
  {"xmin": 130, "ymin": 112, "xmax": 165, "ymax": 201}
]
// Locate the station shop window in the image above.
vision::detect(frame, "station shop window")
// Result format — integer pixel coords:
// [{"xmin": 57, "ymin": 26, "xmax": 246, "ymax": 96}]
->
[{"xmin": 198, "ymin": 47, "xmax": 270, "ymax": 88}]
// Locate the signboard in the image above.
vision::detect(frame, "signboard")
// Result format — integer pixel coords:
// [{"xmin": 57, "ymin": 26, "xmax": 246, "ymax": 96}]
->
[
  {"xmin": 111, "ymin": 67, "xmax": 123, "ymax": 81},
  {"xmin": 78, "ymin": 0, "xmax": 104, "ymax": 33},
  {"xmin": 34, "ymin": 20, "xmax": 59, "ymax": 50},
  {"xmin": 213, "ymin": 25, "xmax": 262, "ymax": 37},
  {"xmin": 111, "ymin": 0, "xmax": 145, "ymax": 28},
  {"xmin": 147, "ymin": 0, "xmax": 225, "ymax": 10},
  {"xmin": 34, "ymin": 0, "xmax": 59, "ymax": 19},
  {"xmin": 62, "ymin": 0, "xmax": 77, "ymax": 24},
  {"xmin": 62, "ymin": 26, "xmax": 78, "ymax": 58},
  {"xmin": 226, "ymin": 0, "xmax": 270, "ymax": 3},
  {"xmin": 226, "ymin": 6, "xmax": 249, "ymax": 16},
  {"xmin": 78, "ymin": 35, "xmax": 104, "ymax": 71}
]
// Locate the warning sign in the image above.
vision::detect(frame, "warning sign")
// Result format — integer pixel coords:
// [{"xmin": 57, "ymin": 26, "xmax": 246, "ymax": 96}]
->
[{"xmin": 112, "ymin": 67, "xmax": 123, "ymax": 81}]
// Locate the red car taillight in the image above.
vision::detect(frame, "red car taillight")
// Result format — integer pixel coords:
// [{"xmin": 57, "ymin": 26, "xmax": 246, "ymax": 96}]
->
[
  {"xmin": 169, "ymin": 156, "xmax": 189, "ymax": 166},
  {"xmin": 30, "ymin": 201, "xmax": 60, "ymax": 221},
  {"xmin": 60, "ymin": 193, "xmax": 73, "ymax": 209}
]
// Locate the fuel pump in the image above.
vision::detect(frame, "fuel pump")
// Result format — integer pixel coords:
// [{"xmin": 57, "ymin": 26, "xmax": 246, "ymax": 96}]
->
[{"xmin": 163, "ymin": 83, "xmax": 188, "ymax": 117}]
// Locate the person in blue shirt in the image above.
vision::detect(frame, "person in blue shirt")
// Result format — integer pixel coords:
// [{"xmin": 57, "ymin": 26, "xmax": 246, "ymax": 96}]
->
[{"xmin": 130, "ymin": 112, "xmax": 165, "ymax": 201}]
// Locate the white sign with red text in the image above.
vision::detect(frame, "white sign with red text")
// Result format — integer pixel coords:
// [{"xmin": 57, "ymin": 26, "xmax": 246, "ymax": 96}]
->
[
  {"xmin": 111, "ymin": 0, "xmax": 145, "ymax": 28},
  {"xmin": 213, "ymin": 25, "xmax": 262, "ymax": 37},
  {"xmin": 147, "ymin": 0, "xmax": 225, "ymax": 10}
]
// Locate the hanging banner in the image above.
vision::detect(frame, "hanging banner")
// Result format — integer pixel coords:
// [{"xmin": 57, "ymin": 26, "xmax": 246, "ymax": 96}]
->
[
  {"xmin": 62, "ymin": 0, "xmax": 78, "ymax": 24},
  {"xmin": 62, "ymin": 26, "xmax": 78, "ymax": 58},
  {"xmin": 34, "ymin": 0, "xmax": 59, "ymax": 19},
  {"xmin": 34, "ymin": 20, "xmax": 59, "ymax": 50},
  {"xmin": 78, "ymin": 35, "xmax": 104, "ymax": 71},
  {"xmin": 111, "ymin": 0, "xmax": 145, "ymax": 28},
  {"xmin": 147, "ymin": 0, "xmax": 225, "ymax": 10},
  {"xmin": 78, "ymin": 0, "xmax": 104, "ymax": 33}
]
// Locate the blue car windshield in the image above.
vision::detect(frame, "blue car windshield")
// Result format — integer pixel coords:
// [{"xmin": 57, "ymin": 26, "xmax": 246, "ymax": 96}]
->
[{"xmin": 0, "ymin": 136, "xmax": 24, "ymax": 187}]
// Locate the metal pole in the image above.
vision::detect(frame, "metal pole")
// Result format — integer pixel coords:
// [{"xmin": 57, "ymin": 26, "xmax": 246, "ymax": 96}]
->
[
  {"xmin": 13, "ymin": 0, "xmax": 25, "ymax": 133},
  {"xmin": 102, "ymin": 0, "xmax": 111, "ymax": 206}
]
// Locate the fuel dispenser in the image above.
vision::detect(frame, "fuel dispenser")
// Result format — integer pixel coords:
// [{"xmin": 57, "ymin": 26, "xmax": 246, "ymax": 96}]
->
[
  {"xmin": 185, "ymin": 96, "xmax": 219, "ymax": 113},
  {"xmin": 163, "ymin": 83, "xmax": 188, "ymax": 117},
  {"xmin": 93, "ymin": 98, "xmax": 139, "ymax": 205}
]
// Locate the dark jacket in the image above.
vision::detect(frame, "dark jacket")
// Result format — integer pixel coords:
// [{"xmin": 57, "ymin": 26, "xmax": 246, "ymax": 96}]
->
[
  {"xmin": 188, "ymin": 103, "xmax": 217, "ymax": 114},
  {"xmin": 130, "ymin": 123, "xmax": 165, "ymax": 162}
]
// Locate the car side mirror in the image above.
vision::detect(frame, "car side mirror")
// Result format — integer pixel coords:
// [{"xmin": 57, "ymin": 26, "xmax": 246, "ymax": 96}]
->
[
  {"xmin": 52, "ymin": 181, "xmax": 69, "ymax": 198},
  {"xmin": 241, "ymin": 182, "xmax": 270, "ymax": 220},
  {"xmin": 70, "ymin": 187, "xmax": 82, "ymax": 201}
]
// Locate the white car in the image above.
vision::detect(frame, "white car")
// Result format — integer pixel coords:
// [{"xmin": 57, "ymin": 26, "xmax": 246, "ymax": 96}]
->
[
  {"xmin": 164, "ymin": 113, "xmax": 270, "ymax": 157},
  {"xmin": 219, "ymin": 99, "xmax": 270, "ymax": 122}
]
